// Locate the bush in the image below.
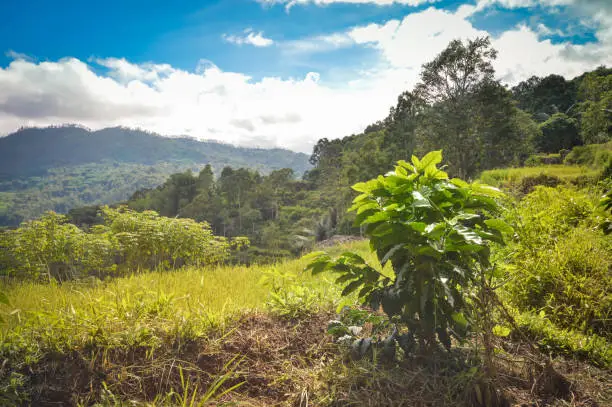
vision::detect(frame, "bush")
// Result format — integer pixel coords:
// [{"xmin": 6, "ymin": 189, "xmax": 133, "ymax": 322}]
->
[
  {"xmin": 516, "ymin": 174, "xmax": 562, "ymax": 195},
  {"xmin": 0, "ymin": 207, "xmax": 244, "ymax": 281},
  {"xmin": 479, "ymin": 166, "xmax": 596, "ymax": 194},
  {"xmin": 306, "ymin": 151, "xmax": 512, "ymax": 354},
  {"xmin": 564, "ymin": 142, "xmax": 612, "ymax": 170},
  {"xmin": 502, "ymin": 186, "xmax": 611, "ymax": 339},
  {"xmin": 525, "ymin": 154, "xmax": 562, "ymax": 166}
]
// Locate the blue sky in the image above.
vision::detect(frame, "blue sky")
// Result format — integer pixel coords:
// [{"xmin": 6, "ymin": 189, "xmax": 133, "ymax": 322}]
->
[{"xmin": 0, "ymin": 0, "xmax": 611, "ymax": 151}]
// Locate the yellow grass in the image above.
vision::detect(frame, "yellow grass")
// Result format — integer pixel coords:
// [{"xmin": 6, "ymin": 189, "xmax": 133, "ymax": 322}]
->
[{"xmin": 0, "ymin": 241, "xmax": 374, "ymax": 361}]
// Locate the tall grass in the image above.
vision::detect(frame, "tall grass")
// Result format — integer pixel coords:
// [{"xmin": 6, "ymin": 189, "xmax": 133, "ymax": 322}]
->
[
  {"xmin": 0, "ymin": 241, "xmax": 372, "ymax": 366},
  {"xmin": 479, "ymin": 165, "xmax": 597, "ymax": 188}
]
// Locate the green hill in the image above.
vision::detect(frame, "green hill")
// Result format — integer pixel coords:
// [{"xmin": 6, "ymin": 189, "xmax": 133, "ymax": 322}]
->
[{"xmin": 0, "ymin": 126, "xmax": 310, "ymax": 226}]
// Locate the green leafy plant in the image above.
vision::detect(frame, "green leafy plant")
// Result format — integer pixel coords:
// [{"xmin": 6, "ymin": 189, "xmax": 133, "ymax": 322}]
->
[
  {"xmin": 259, "ymin": 268, "xmax": 321, "ymax": 319},
  {"xmin": 305, "ymin": 151, "xmax": 512, "ymax": 354}
]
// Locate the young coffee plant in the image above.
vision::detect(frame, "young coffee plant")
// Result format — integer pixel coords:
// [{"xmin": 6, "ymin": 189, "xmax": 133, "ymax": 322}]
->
[{"xmin": 305, "ymin": 151, "xmax": 512, "ymax": 355}]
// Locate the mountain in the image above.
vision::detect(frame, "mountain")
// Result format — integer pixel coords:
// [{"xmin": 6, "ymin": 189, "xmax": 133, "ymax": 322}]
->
[
  {"xmin": 0, "ymin": 126, "xmax": 310, "ymax": 177},
  {"xmin": 0, "ymin": 126, "xmax": 311, "ymax": 226}
]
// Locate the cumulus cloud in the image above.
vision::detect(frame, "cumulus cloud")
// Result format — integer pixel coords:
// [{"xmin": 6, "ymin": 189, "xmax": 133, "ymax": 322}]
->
[
  {"xmin": 0, "ymin": 55, "xmax": 399, "ymax": 152},
  {"xmin": 339, "ymin": 6, "xmax": 612, "ymax": 83},
  {"xmin": 535, "ymin": 23, "xmax": 565, "ymax": 38},
  {"xmin": 474, "ymin": 0, "xmax": 612, "ymax": 41},
  {"xmin": 223, "ymin": 29, "xmax": 274, "ymax": 47}
]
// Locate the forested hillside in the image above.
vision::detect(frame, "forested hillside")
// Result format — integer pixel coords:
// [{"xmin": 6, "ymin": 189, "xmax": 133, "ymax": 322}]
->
[{"xmin": 0, "ymin": 126, "xmax": 310, "ymax": 226}]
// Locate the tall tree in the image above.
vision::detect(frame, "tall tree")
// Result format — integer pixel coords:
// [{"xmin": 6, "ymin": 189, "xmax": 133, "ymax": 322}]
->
[
  {"xmin": 535, "ymin": 113, "xmax": 581, "ymax": 153},
  {"xmin": 578, "ymin": 71, "xmax": 612, "ymax": 144},
  {"xmin": 415, "ymin": 37, "xmax": 531, "ymax": 177},
  {"xmin": 512, "ymin": 74, "xmax": 577, "ymax": 119},
  {"xmin": 384, "ymin": 91, "xmax": 424, "ymax": 162}
]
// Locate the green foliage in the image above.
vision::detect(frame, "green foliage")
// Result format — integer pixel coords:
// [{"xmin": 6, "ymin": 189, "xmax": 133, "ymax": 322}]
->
[
  {"xmin": 501, "ymin": 186, "xmax": 611, "ymax": 339},
  {"xmin": 534, "ymin": 113, "xmax": 581, "ymax": 153},
  {"xmin": 479, "ymin": 165, "xmax": 599, "ymax": 194},
  {"xmin": 578, "ymin": 71, "xmax": 612, "ymax": 144},
  {"xmin": 0, "ymin": 208, "xmax": 243, "ymax": 280},
  {"xmin": 600, "ymin": 188, "xmax": 612, "ymax": 234},
  {"xmin": 306, "ymin": 151, "xmax": 511, "ymax": 352},
  {"xmin": 123, "ymin": 165, "xmax": 330, "ymax": 263},
  {"xmin": 564, "ymin": 141, "xmax": 612, "ymax": 172},
  {"xmin": 511, "ymin": 74, "xmax": 577, "ymax": 118},
  {"xmin": 103, "ymin": 206, "xmax": 232, "ymax": 270},
  {"xmin": 259, "ymin": 267, "xmax": 324, "ymax": 319},
  {"xmin": 512, "ymin": 310, "xmax": 611, "ymax": 369},
  {"xmin": 524, "ymin": 153, "xmax": 561, "ymax": 167}
]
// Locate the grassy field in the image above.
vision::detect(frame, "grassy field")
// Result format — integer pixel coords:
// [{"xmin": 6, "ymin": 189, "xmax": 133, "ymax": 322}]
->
[
  {"xmin": 0, "ymin": 239, "xmax": 610, "ymax": 406},
  {"xmin": 478, "ymin": 164, "xmax": 599, "ymax": 189},
  {"xmin": 0, "ymin": 241, "xmax": 374, "ymax": 405},
  {"xmin": 1, "ymin": 241, "xmax": 372, "ymax": 351}
]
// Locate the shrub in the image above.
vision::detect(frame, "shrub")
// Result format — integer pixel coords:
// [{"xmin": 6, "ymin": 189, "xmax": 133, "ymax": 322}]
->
[
  {"xmin": 525, "ymin": 154, "xmax": 562, "ymax": 167},
  {"xmin": 479, "ymin": 166, "xmax": 599, "ymax": 194},
  {"xmin": 306, "ymin": 151, "xmax": 512, "ymax": 354},
  {"xmin": 564, "ymin": 142, "xmax": 612, "ymax": 170},
  {"xmin": 103, "ymin": 206, "xmax": 230, "ymax": 270},
  {"xmin": 0, "ymin": 207, "xmax": 244, "ymax": 281},
  {"xmin": 502, "ymin": 186, "xmax": 611, "ymax": 339}
]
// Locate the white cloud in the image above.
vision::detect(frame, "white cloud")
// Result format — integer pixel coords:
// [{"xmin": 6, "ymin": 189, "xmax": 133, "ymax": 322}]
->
[
  {"xmin": 535, "ymin": 23, "xmax": 565, "ymax": 37},
  {"xmin": 223, "ymin": 29, "xmax": 274, "ymax": 47},
  {"xmin": 0, "ymin": 56, "xmax": 400, "ymax": 153},
  {"xmin": 332, "ymin": 6, "xmax": 612, "ymax": 84},
  {"xmin": 474, "ymin": 0, "xmax": 612, "ymax": 41}
]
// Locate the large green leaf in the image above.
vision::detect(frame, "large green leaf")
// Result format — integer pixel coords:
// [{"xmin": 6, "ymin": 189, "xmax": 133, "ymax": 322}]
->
[
  {"xmin": 418, "ymin": 150, "xmax": 443, "ymax": 170},
  {"xmin": 397, "ymin": 160, "xmax": 416, "ymax": 172},
  {"xmin": 363, "ymin": 211, "xmax": 391, "ymax": 224},
  {"xmin": 412, "ymin": 191, "xmax": 432, "ymax": 208},
  {"xmin": 342, "ymin": 280, "xmax": 363, "ymax": 297},
  {"xmin": 451, "ymin": 312, "xmax": 468, "ymax": 329},
  {"xmin": 340, "ymin": 252, "xmax": 366, "ymax": 264},
  {"xmin": 356, "ymin": 202, "xmax": 379, "ymax": 214},
  {"xmin": 352, "ymin": 182, "xmax": 370, "ymax": 193}
]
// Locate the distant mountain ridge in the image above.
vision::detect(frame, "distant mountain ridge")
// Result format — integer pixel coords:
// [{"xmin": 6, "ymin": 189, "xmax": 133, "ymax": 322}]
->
[
  {"xmin": 0, "ymin": 126, "xmax": 311, "ymax": 226},
  {"xmin": 0, "ymin": 126, "xmax": 311, "ymax": 177}
]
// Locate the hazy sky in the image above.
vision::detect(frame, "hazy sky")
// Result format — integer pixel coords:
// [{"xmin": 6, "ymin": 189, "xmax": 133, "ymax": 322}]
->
[{"xmin": 1, "ymin": 0, "xmax": 611, "ymax": 152}]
